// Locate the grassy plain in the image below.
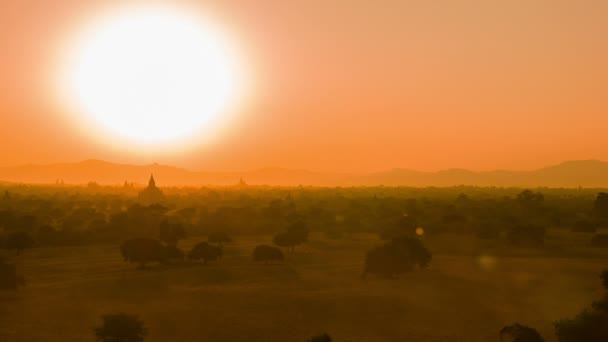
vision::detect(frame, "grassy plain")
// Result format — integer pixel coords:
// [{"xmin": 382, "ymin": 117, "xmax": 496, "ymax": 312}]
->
[{"xmin": 1, "ymin": 231, "xmax": 607, "ymax": 341}]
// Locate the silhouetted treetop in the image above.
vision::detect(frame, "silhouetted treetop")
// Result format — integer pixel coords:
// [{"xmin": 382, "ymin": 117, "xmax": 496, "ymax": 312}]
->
[{"xmin": 500, "ymin": 323, "xmax": 544, "ymax": 342}]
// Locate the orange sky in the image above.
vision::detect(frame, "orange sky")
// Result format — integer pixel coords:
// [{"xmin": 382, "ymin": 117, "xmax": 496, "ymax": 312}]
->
[{"xmin": 1, "ymin": 0, "xmax": 607, "ymax": 173}]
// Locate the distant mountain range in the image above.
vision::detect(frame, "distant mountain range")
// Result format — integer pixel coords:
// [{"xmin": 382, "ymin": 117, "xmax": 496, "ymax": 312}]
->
[{"xmin": 1, "ymin": 159, "xmax": 608, "ymax": 187}]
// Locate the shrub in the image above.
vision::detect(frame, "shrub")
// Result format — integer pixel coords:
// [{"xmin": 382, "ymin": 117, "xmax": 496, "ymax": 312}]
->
[
  {"xmin": 189, "ymin": 242, "xmax": 223, "ymax": 264},
  {"xmin": 95, "ymin": 313, "xmax": 147, "ymax": 342},
  {"xmin": 253, "ymin": 245, "xmax": 284, "ymax": 263},
  {"xmin": 363, "ymin": 237, "xmax": 431, "ymax": 278},
  {"xmin": 120, "ymin": 238, "xmax": 166, "ymax": 268},
  {"xmin": 499, "ymin": 323, "xmax": 544, "ymax": 342}
]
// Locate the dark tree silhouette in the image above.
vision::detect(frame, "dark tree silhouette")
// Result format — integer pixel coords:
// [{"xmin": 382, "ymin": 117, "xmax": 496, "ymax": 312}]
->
[
  {"xmin": 517, "ymin": 190, "xmax": 544, "ymax": 211},
  {"xmin": 208, "ymin": 231, "xmax": 232, "ymax": 246},
  {"xmin": 555, "ymin": 310, "xmax": 608, "ymax": 341},
  {"xmin": 499, "ymin": 323, "xmax": 544, "ymax": 342},
  {"xmin": 0, "ymin": 259, "xmax": 25, "ymax": 290},
  {"xmin": 273, "ymin": 220, "xmax": 309, "ymax": 252},
  {"xmin": 306, "ymin": 333, "xmax": 332, "ymax": 342},
  {"xmin": 253, "ymin": 245, "xmax": 284, "ymax": 264},
  {"xmin": 120, "ymin": 238, "xmax": 166, "ymax": 268},
  {"xmin": 593, "ymin": 192, "xmax": 608, "ymax": 219},
  {"xmin": 95, "ymin": 313, "xmax": 147, "ymax": 342},
  {"xmin": 363, "ymin": 237, "xmax": 431, "ymax": 278},
  {"xmin": 554, "ymin": 270, "xmax": 608, "ymax": 341},
  {"xmin": 189, "ymin": 242, "xmax": 223, "ymax": 264},
  {"xmin": 3, "ymin": 231, "xmax": 34, "ymax": 255}
]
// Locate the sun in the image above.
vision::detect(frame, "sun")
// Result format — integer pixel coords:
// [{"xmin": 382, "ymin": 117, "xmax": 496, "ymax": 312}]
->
[{"xmin": 62, "ymin": 5, "xmax": 243, "ymax": 145}]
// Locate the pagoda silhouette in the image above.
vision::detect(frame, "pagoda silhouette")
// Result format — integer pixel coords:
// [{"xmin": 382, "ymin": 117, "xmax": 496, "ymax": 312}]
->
[{"xmin": 138, "ymin": 174, "xmax": 165, "ymax": 204}]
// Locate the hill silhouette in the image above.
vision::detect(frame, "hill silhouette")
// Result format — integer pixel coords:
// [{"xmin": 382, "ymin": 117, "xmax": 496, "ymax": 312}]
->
[{"xmin": 0, "ymin": 159, "xmax": 607, "ymax": 187}]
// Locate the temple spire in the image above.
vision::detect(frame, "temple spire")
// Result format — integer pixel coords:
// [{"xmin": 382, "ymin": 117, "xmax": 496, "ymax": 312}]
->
[{"xmin": 148, "ymin": 174, "xmax": 156, "ymax": 188}]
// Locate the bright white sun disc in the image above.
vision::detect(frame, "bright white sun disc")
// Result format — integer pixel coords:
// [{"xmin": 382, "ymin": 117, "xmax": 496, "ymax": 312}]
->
[{"xmin": 65, "ymin": 6, "xmax": 242, "ymax": 144}]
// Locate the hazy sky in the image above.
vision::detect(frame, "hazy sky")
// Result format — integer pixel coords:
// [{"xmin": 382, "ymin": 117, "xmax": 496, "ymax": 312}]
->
[{"xmin": 1, "ymin": 0, "xmax": 607, "ymax": 172}]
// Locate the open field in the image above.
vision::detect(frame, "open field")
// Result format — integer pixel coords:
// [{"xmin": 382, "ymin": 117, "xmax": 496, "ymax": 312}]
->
[{"xmin": 1, "ymin": 232, "xmax": 606, "ymax": 341}]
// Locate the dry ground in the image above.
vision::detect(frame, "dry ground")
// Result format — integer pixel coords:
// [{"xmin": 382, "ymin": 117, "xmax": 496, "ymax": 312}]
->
[{"xmin": 1, "ymin": 232, "xmax": 607, "ymax": 341}]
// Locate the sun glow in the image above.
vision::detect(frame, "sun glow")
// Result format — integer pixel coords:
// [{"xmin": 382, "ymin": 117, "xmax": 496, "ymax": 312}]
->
[{"xmin": 61, "ymin": 5, "xmax": 244, "ymax": 146}]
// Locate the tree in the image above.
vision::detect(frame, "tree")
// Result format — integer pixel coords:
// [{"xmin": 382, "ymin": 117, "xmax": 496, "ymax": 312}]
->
[
  {"xmin": 307, "ymin": 333, "xmax": 332, "ymax": 342},
  {"xmin": 188, "ymin": 242, "xmax": 222, "ymax": 264},
  {"xmin": 554, "ymin": 270, "xmax": 608, "ymax": 341},
  {"xmin": 3, "ymin": 231, "xmax": 34, "ymax": 255},
  {"xmin": 500, "ymin": 323, "xmax": 544, "ymax": 342},
  {"xmin": 95, "ymin": 313, "xmax": 147, "ymax": 342},
  {"xmin": 363, "ymin": 237, "xmax": 431, "ymax": 278},
  {"xmin": 555, "ymin": 310, "xmax": 608, "ymax": 341},
  {"xmin": 593, "ymin": 192, "xmax": 608, "ymax": 219},
  {"xmin": 0, "ymin": 259, "xmax": 25, "ymax": 290},
  {"xmin": 273, "ymin": 220, "xmax": 309, "ymax": 252},
  {"xmin": 120, "ymin": 238, "xmax": 166, "ymax": 268},
  {"xmin": 208, "ymin": 231, "xmax": 232, "ymax": 246},
  {"xmin": 517, "ymin": 190, "xmax": 544, "ymax": 211},
  {"xmin": 252, "ymin": 245, "xmax": 284, "ymax": 264}
]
